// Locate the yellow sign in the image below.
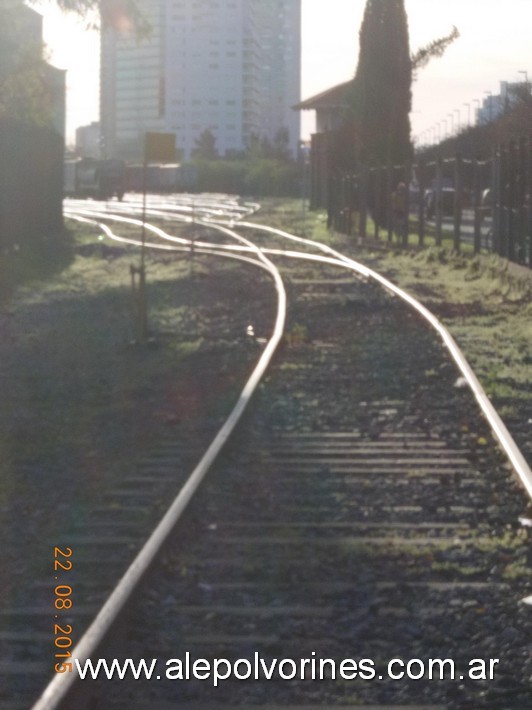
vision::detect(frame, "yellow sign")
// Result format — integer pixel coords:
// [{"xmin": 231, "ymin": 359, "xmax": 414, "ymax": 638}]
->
[{"xmin": 144, "ymin": 132, "xmax": 176, "ymax": 163}]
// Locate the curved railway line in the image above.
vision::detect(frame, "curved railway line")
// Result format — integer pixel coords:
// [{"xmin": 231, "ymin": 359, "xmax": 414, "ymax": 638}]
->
[{"xmin": 2, "ymin": 195, "xmax": 531, "ymax": 708}]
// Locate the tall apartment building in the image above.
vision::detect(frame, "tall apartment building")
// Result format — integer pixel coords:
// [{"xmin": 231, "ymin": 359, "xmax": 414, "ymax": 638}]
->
[{"xmin": 100, "ymin": 0, "xmax": 301, "ymax": 161}]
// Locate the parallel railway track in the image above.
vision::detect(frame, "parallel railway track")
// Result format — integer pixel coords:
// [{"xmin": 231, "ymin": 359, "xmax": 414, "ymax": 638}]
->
[{"xmin": 1, "ymin": 195, "xmax": 530, "ymax": 708}]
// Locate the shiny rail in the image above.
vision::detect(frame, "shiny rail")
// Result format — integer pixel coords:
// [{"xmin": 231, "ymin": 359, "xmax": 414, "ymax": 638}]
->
[
  {"xmin": 32, "ymin": 209, "xmax": 286, "ymax": 710},
  {"xmin": 34, "ymin": 196, "xmax": 532, "ymax": 707},
  {"xmin": 68, "ymin": 199, "xmax": 532, "ymax": 500}
]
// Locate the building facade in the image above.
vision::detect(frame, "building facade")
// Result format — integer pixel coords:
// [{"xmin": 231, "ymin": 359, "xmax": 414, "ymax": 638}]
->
[
  {"xmin": 75, "ymin": 121, "xmax": 101, "ymax": 157},
  {"xmin": 100, "ymin": 0, "xmax": 301, "ymax": 161},
  {"xmin": 477, "ymin": 80, "xmax": 531, "ymax": 125}
]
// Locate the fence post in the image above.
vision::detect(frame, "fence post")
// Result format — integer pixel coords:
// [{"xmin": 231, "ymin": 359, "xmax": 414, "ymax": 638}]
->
[
  {"xmin": 368, "ymin": 166, "xmax": 380, "ymax": 239},
  {"xmin": 326, "ymin": 173, "xmax": 335, "ymax": 230},
  {"xmin": 387, "ymin": 164, "xmax": 393, "ymax": 242},
  {"xmin": 402, "ymin": 163, "xmax": 411, "ymax": 247},
  {"xmin": 516, "ymin": 136, "xmax": 526, "ymax": 263},
  {"xmin": 418, "ymin": 159, "xmax": 425, "ymax": 247},
  {"xmin": 507, "ymin": 140, "xmax": 516, "ymax": 261},
  {"xmin": 348, "ymin": 175, "xmax": 354, "ymax": 236},
  {"xmin": 453, "ymin": 153, "xmax": 462, "ymax": 251},
  {"xmin": 527, "ymin": 136, "xmax": 532, "ymax": 267},
  {"xmin": 472, "ymin": 158, "xmax": 481, "ymax": 253},
  {"xmin": 492, "ymin": 146, "xmax": 502, "ymax": 255},
  {"xmin": 359, "ymin": 165, "xmax": 368, "ymax": 240},
  {"xmin": 501, "ymin": 144, "xmax": 510, "ymax": 257},
  {"xmin": 435, "ymin": 155, "xmax": 443, "ymax": 246}
]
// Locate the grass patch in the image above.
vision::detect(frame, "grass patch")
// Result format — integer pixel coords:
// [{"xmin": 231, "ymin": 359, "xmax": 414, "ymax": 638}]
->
[{"xmin": 0, "ymin": 217, "xmax": 273, "ymax": 544}]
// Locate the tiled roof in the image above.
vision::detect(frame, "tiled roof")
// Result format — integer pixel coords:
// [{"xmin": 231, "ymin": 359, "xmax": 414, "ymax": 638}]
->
[{"xmin": 293, "ymin": 80, "xmax": 354, "ymax": 110}]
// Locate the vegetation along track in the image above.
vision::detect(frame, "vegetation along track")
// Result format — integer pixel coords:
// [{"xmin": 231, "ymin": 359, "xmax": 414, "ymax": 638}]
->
[{"xmin": 23, "ymin": 197, "xmax": 532, "ymax": 707}]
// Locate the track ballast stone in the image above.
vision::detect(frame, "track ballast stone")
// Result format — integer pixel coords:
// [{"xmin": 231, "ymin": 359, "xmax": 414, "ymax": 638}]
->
[{"xmin": 68, "ymin": 261, "xmax": 532, "ymax": 708}]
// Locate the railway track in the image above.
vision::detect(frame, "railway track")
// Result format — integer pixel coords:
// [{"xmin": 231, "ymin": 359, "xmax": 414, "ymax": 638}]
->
[
  {"xmin": 62, "ymin": 253, "xmax": 532, "ymax": 708},
  {"xmin": 2, "ymin": 195, "xmax": 530, "ymax": 708}
]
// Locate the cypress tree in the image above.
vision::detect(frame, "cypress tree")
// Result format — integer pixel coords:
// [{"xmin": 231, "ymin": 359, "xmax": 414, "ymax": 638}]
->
[{"xmin": 353, "ymin": 0, "xmax": 412, "ymax": 167}]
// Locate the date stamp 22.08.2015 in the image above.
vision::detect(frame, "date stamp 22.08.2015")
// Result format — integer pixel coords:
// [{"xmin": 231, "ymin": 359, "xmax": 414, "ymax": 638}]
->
[{"xmin": 52, "ymin": 546, "xmax": 74, "ymax": 673}]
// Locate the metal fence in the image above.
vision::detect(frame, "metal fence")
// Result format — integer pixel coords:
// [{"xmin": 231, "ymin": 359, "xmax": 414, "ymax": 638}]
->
[{"xmin": 324, "ymin": 134, "xmax": 532, "ymax": 267}]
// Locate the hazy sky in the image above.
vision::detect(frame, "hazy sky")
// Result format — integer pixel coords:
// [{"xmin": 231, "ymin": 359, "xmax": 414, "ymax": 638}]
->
[{"xmin": 37, "ymin": 0, "xmax": 531, "ymax": 145}]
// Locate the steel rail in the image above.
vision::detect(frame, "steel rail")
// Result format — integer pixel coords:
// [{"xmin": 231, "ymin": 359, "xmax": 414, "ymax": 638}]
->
[
  {"xmin": 224, "ymin": 218, "xmax": 532, "ymax": 501},
  {"xmin": 61, "ymin": 204, "xmax": 532, "ymax": 657},
  {"xmin": 70, "ymin": 204, "xmax": 532, "ymax": 499},
  {"xmin": 32, "ymin": 213, "xmax": 286, "ymax": 710},
  {"xmin": 98, "ymin": 201, "xmax": 531, "ymax": 500}
]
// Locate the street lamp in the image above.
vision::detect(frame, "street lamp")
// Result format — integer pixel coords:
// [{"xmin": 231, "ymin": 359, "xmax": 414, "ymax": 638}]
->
[
  {"xmin": 484, "ymin": 91, "xmax": 493, "ymax": 122},
  {"xmin": 518, "ymin": 70, "xmax": 530, "ymax": 96},
  {"xmin": 454, "ymin": 108, "xmax": 460, "ymax": 132},
  {"xmin": 448, "ymin": 113, "xmax": 454, "ymax": 135},
  {"xmin": 463, "ymin": 103, "xmax": 470, "ymax": 127},
  {"xmin": 473, "ymin": 98, "xmax": 480, "ymax": 125}
]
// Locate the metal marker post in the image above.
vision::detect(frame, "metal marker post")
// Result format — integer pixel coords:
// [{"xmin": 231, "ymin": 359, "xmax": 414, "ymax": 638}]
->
[
  {"xmin": 138, "ymin": 148, "xmax": 148, "ymax": 342},
  {"xmin": 135, "ymin": 132, "xmax": 176, "ymax": 343}
]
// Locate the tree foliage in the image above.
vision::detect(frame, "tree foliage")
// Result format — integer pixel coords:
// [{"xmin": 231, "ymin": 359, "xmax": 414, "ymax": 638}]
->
[
  {"xmin": 352, "ymin": 0, "xmax": 412, "ymax": 167},
  {"xmin": 411, "ymin": 26, "xmax": 459, "ymax": 77},
  {"xmin": 28, "ymin": 1, "xmax": 148, "ymax": 32},
  {"xmin": 245, "ymin": 127, "xmax": 292, "ymax": 162},
  {"xmin": 0, "ymin": 50, "xmax": 61, "ymax": 127},
  {"xmin": 0, "ymin": 2, "xmax": 59, "ymax": 126},
  {"xmin": 192, "ymin": 129, "xmax": 218, "ymax": 160}
]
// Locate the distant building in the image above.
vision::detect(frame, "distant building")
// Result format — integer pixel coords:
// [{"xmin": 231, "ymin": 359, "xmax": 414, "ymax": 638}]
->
[
  {"xmin": 477, "ymin": 80, "xmax": 531, "ymax": 125},
  {"xmin": 75, "ymin": 121, "xmax": 101, "ymax": 157},
  {"xmin": 100, "ymin": 0, "xmax": 301, "ymax": 161},
  {"xmin": 294, "ymin": 80, "xmax": 352, "ymax": 133},
  {"xmin": 294, "ymin": 80, "xmax": 355, "ymax": 209}
]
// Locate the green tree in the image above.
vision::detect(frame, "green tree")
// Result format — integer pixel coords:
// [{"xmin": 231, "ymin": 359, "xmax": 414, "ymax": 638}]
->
[
  {"xmin": 192, "ymin": 129, "xmax": 218, "ymax": 160},
  {"xmin": 0, "ymin": 2, "xmax": 61, "ymax": 127},
  {"xmin": 270, "ymin": 127, "xmax": 291, "ymax": 162},
  {"xmin": 0, "ymin": 50, "xmax": 61, "ymax": 128},
  {"xmin": 352, "ymin": 0, "xmax": 412, "ymax": 167}
]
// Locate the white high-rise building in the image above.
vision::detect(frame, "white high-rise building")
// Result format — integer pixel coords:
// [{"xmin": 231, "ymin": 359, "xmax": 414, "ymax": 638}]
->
[{"xmin": 100, "ymin": 0, "xmax": 301, "ymax": 161}]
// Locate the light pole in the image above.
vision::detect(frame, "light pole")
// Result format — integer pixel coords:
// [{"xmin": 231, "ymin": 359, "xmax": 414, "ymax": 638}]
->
[
  {"xmin": 518, "ymin": 70, "xmax": 530, "ymax": 96},
  {"xmin": 448, "ymin": 113, "xmax": 454, "ymax": 135},
  {"xmin": 454, "ymin": 108, "xmax": 460, "ymax": 132},
  {"xmin": 463, "ymin": 102, "xmax": 470, "ymax": 127},
  {"xmin": 484, "ymin": 91, "xmax": 493, "ymax": 123},
  {"xmin": 473, "ymin": 98, "xmax": 480, "ymax": 125}
]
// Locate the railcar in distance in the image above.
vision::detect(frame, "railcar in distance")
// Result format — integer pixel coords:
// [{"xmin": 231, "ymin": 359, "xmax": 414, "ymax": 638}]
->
[
  {"xmin": 64, "ymin": 158, "xmax": 125, "ymax": 200},
  {"xmin": 124, "ymin": 163, "xmax": 198, "ymax": 193}
]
